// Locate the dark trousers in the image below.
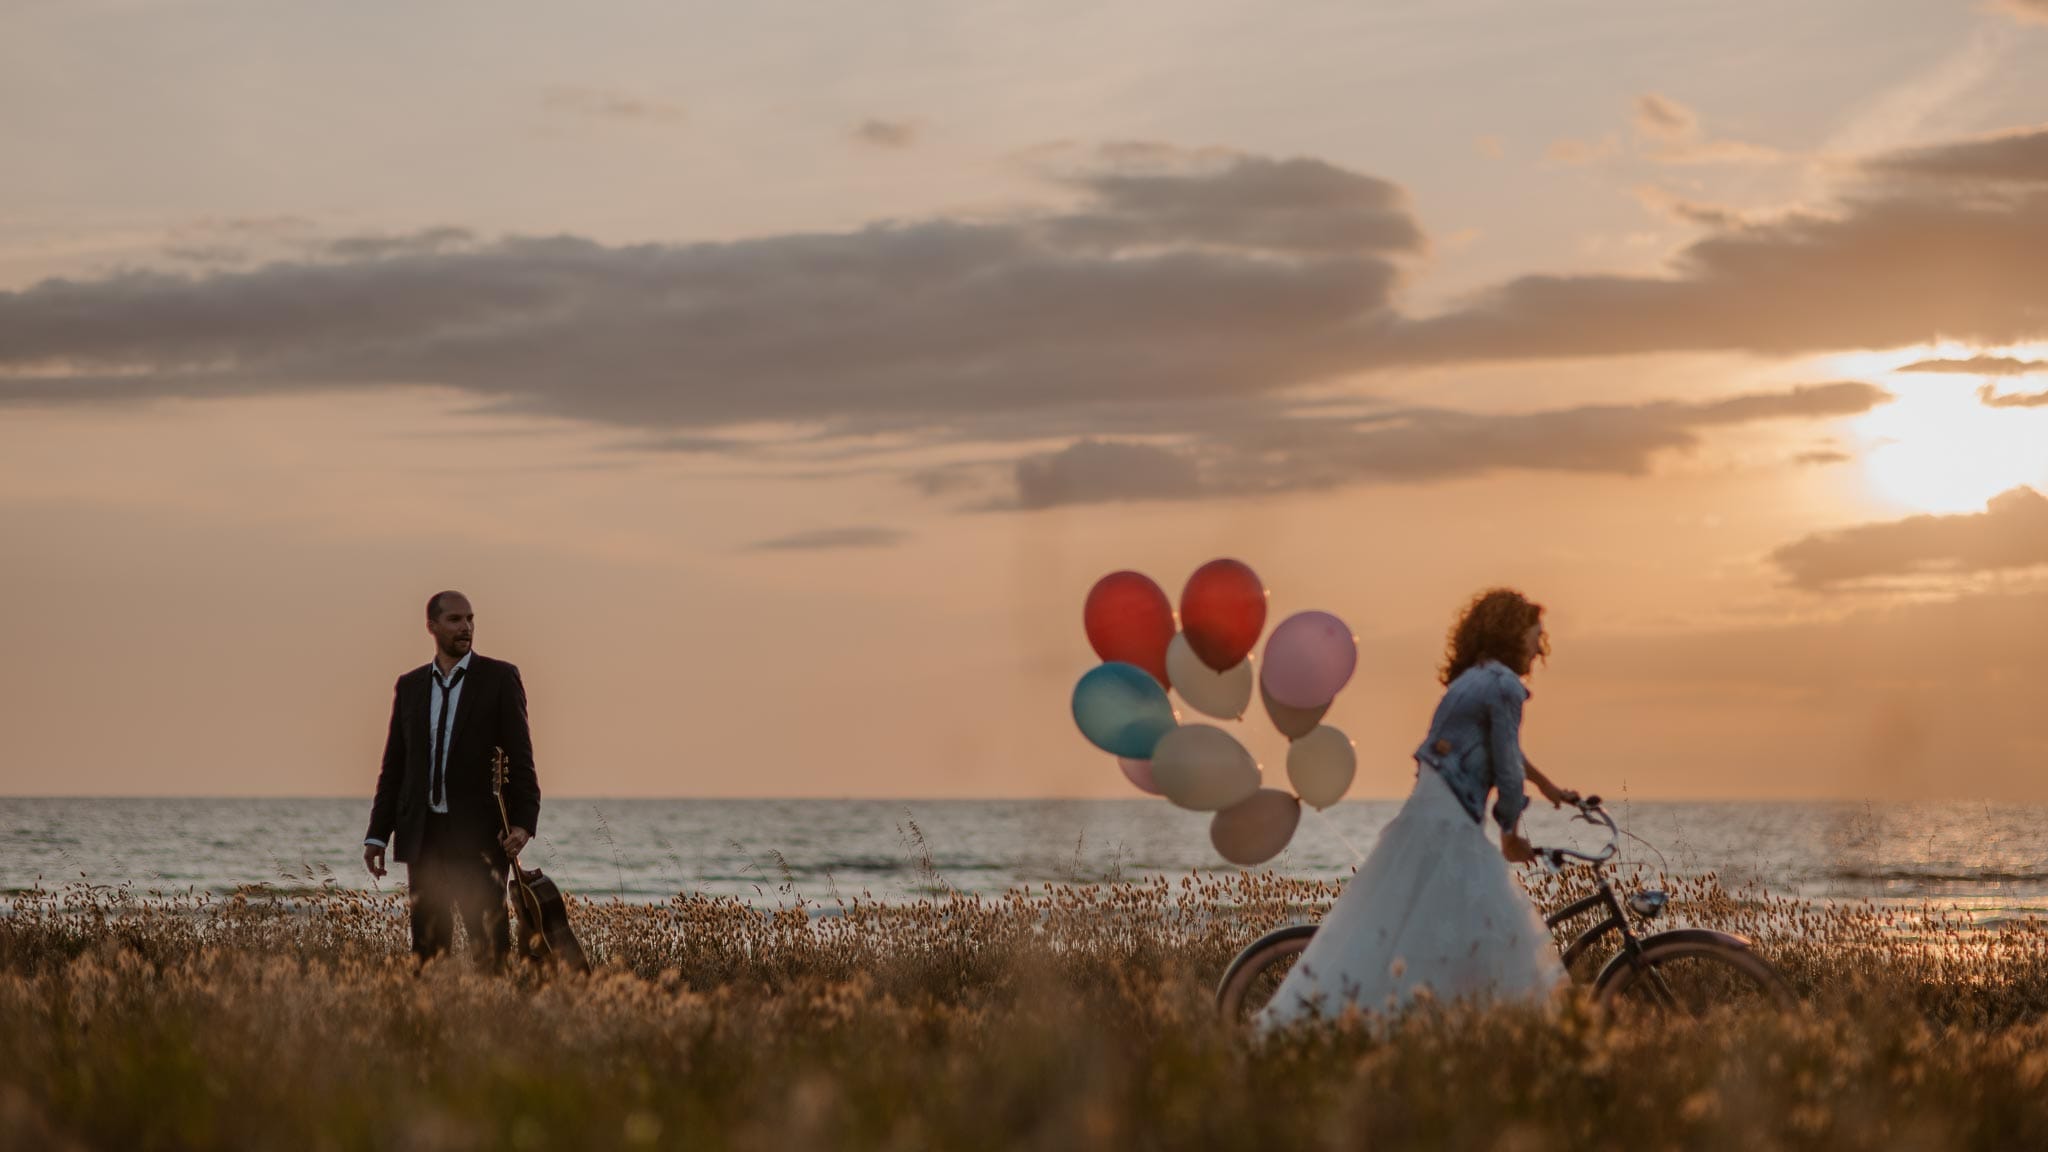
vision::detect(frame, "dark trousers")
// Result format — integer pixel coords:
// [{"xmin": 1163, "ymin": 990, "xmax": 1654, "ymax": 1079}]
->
[{"xmin": 407, "ymin": 813, "xmax": 511, "ymax": 967}]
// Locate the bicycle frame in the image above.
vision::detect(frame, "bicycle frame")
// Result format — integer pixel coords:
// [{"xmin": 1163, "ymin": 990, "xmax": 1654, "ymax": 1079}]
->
[{"xmin": 1545, "ymin": 876, "xmax": 1642, "ymax": 973}]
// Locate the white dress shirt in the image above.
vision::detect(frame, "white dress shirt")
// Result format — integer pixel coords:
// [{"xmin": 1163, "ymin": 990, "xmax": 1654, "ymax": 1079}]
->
[{"xmin": 364, "ymin": 650, "xmax": 473, "ymax": 849}]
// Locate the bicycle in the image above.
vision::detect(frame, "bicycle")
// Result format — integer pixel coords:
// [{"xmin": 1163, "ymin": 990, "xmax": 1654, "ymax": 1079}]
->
[{"xmin": 1215, "ymin": 794, "xmax": 1793, "ymax": 1020}]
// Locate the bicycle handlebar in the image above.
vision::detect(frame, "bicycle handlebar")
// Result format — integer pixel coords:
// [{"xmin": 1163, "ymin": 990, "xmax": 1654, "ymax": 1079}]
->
[{"xmin": 1531, "ymin": 794, "xmax": 1620, "ymax": 874}]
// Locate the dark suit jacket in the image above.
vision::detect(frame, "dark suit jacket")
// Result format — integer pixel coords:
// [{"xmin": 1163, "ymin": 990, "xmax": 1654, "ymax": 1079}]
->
[{"xmin": 364, "ymin": 654, "xmax": 541, "ymax": 864}]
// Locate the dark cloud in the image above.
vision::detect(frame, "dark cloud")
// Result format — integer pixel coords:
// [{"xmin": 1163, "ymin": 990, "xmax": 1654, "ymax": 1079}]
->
[
  {"xmin": 852, "ymin": 119, "xmax": 918, "ymax": 149},
  {"xmin": 1977, "ymin": 383, "xmax": 2048, "ymax": 408},
  {"xmin": 1792, "ymin": 448, "xmax": 1852, "ymax": 466},
  {"xmin": 1046, "ymin": 155, "xmax": 1423, "ymax": 255},
  {"xmin": 5, "ymin": 130, "xmax": 2046, "ymax": 461},
  {"xmin": 747, "ymin": 526, "xmax": 909, "ymax": 551},
  {"xmin": 628, "ymin": 433, "xmax": 758, "ymax": 455},
  {"xmin": 1002, "ymin": 381, "xmax": 1889, "ymax": 508},
  {"xmin": 1015, "ymin": 440, "xmax": 1203, "ymax": 509},
  {"xmin": 1634, "ymin": 94, "xmax": 1696, "ymax": 141},
  {"xmin": 542, "ymin": 86, "xmax": 685, "ymax": 124},
  {"xmin": 1769, "ymin": 486, "xmax": 2048, "ymax": 590},
  {"xmin": 0, "ymin": 150, "xmax": 1413, "ymax": 437},
  {"xmin": 1390, "ymin": 188, "xmax": 2048, "ymax": 364},
  {"xmin": 1385, "ymin": 126, "xmax": 2048, "ymax": 366},
  {"xmin": 1897, "ymin": 355, "xmax": 2047, "ymax": 376},
  {"xmin": 1865, "ymin": 126, "xmax": 2048, "ymax": 185}
]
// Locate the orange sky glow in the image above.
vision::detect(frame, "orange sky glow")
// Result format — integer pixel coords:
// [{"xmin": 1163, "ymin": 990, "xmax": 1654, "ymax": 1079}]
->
[{"xmin": 2, "ymin": 0, "xmax": 2046, "ymax": 802}]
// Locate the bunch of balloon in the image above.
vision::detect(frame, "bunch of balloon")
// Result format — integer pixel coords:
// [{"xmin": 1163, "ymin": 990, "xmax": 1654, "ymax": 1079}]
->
[{"xmin": 1073, "ymin": 559, "xmax": 1361, "ymax": 869}]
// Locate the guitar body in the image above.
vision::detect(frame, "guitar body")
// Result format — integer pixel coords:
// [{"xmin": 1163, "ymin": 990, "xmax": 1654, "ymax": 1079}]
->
[
  {"xmin": 509, "ymin": 865, "xmax": 590, "ymax": 972},
  {"xmin": 492, "ymin": 747, "xmax": 592, "ymax": 974}
]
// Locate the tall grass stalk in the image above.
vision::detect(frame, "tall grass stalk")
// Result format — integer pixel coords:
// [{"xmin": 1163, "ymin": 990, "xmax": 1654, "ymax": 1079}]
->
[{"xmin": 4, "ymin": 872, "xmax": 2048, "ymax": 1149}]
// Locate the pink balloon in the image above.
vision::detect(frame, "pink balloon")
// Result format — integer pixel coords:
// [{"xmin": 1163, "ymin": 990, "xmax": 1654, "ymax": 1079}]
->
[
  {"xmin": 1118, "ymin": 757, "xmax": 1163, "ymax": 796},
  {"xmin": 1261, "ymin": 611, "xmax": 1358, "ymax": 710}
]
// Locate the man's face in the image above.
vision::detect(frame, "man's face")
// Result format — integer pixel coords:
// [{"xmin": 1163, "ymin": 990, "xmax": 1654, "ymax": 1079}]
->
[{"xmin": 428, "ymin": 597, "xmax": 474, "ymax": 660}]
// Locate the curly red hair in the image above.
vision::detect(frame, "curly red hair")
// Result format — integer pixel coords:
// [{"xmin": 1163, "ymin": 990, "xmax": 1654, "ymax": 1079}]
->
[{"xmin": 1439, "ymin": 588, "xmax": 1547, "ymax": 686}]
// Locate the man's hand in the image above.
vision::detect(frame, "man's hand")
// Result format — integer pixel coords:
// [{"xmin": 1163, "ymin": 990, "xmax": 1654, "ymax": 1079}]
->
[
  {"xmin": 500, "ymin": 827, "xmax": 531, "ymax": 859},
  {"xmin": 1501, "ymin": 832, "xmax": 1536, "ymax": 864},
  {"xmin": 363, "ymin": 843, "xmax": 386, "ymax": 879}
]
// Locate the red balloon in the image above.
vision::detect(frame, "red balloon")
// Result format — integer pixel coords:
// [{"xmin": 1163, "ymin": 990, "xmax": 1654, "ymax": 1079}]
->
[
  {"xmin": 1180, "ymin": 559, "xmax": 1267, "ymax": 672},
  {"xmin": 1084, "ymin": 572, "xmax": 1175, "ymax": 688}
]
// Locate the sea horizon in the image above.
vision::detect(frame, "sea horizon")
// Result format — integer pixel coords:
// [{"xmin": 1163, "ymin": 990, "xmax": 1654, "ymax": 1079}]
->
[{"xmin": 11, "ymin": 795, "xmax": 2048, "ymax": 917}]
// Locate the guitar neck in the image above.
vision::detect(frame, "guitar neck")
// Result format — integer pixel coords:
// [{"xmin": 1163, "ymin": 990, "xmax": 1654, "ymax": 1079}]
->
[{"xmin": 492, "ymin": 749, "xmax": 513, "ymax": 837}]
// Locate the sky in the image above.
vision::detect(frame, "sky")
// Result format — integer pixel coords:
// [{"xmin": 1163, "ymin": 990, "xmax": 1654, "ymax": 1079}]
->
[{"xmin": 3, "ymin": 0, "xmax": 2048, "ymax": 802}]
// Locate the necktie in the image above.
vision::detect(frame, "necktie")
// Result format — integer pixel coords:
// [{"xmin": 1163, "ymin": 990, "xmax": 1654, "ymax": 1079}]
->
[{"xmin": 432, "ymin": 667, "xmax": 466, "ymax": 809}]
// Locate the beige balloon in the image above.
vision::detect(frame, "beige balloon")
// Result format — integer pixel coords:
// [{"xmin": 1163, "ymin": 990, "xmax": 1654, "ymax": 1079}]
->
[
  {"xmin": 1210, "ymin": 788, "xmax": 1302, "ymax": 866},
  {"xmin": 1150, "ymin": 724, "xmax": 1261, "ymax": 812},
  {"xmin": 1287, "ymin": 725, "xmax": 1357, "ymax": 810},
  {"xmin": 1166, "ymin": 633, "xmax": 1254, "ymax": 720}
]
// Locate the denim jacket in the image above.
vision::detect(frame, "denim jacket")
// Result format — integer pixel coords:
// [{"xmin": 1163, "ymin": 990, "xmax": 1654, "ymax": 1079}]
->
[{"xmin": 1411, "ymin": 659, "xmax": 1530, "ymax": 833}]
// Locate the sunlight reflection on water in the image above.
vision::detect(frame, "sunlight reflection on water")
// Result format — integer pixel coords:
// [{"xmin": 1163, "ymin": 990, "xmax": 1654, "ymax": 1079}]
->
[{"xmin": 4, "ymin": 796, "xmax": 2047, "ymax": 914}]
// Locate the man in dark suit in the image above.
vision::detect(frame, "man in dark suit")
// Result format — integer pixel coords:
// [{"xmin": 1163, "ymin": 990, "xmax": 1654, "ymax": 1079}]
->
[{"xmin": 362, "ymin": 590, "xmax": 541, "ymax": 966}]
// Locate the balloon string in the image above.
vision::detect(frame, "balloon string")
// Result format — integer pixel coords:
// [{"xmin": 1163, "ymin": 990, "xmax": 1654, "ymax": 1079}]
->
[{"xmin": 1309, "ymin": 805, "xmax": 1366, "ymax": 867}]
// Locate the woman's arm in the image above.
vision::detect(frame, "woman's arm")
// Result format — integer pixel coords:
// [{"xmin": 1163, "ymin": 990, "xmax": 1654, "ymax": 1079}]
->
[{"xmin": 1524, "ymin": 759, "xmax": 1580, "ymax": 808}]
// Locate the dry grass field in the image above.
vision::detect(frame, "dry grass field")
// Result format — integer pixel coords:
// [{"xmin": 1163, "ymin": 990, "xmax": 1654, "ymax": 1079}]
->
[{"xmin": 5, "ymin": 869, "xmax": 2048, "ymax": 1151}]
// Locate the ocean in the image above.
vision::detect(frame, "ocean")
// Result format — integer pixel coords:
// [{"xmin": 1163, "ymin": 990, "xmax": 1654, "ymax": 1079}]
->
[{"xmin": 6, "ymin": 796, "xmax": 2048, "ymax": 919}]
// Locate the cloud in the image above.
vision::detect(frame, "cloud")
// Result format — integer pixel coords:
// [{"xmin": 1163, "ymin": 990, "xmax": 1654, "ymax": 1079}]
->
[
  {"xmin": 1865, "ymin": 126, "xmax": 2048, "ymax": 183},
  {"xmin": 747, "ymin": 526, "xmax": 909, "ymax": 551},
  {"xmin": 1043, "ymin": 152, "xmax": 1423, "ymax": 255},
  {"xmin": 542, "ymin": 86, "xmax": 685, "ymax": 124},
  {"xmin": 853, "ymin": 119, "xmax": 918, "ymax": 149},
  {"xmin": 1625, "ymin": 93, "xmax": 1785, "ymax": 166},
  {"xmin": 322, "ymin": 227, "xmax": 478, "ymax": 261},
  {"xmin": 1792, "ymin": 448, "xmax": 1852, "ymax": 466},
  {"xmin": 1014, "ymin": 440, "xmax": 1203, "ymax": 508},
  {"xmin": 1977, "ymin": 382, "xmax": 2048, "ymax": 408},
  {"xmin": 1634, "ymin": 94, "xmax": 1698, "ymax": 141},
  {"xmin": 1769, "ymin": 486, "xmax": 2048, "ymax": 589},
  {"xmin": 0, "ymin": 149, "xmax": 1418, "ymax": 439},
  {"xmin": 1897, "ymin": 355, "xmax": 2048, "ymax": 375},
  {"xmin": 159, "ymin": 216, "xmax": 322, "ymax": 268},
  {"xmin": 1632, "ymin": 185, "xmax": 1748, "ymax": 229},
  {"xmin": 7, "ymin": 130, "xmax": 2048, "ymax": 456},
  {"xmin": 1001, "ymin": 381, "xmax": 1889, "ymax": 508},
  {"xmin": 1390, "ymin": 133, "xmax": 2048, "ymax": 364}
]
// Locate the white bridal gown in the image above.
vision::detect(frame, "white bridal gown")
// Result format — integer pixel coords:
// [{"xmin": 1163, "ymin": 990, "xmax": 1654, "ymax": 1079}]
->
[{"xmin": 1257, "ymin": 766, "xmax": 1564, "ymax": 1030}]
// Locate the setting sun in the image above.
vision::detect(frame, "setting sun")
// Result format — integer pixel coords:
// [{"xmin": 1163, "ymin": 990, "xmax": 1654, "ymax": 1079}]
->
[
  {"xmin": 1853, "ymin": 388, "xmax": 2048, "ymax": 513},
  {"xmin": 1827, "ymin": 347, "xmax": 2048, "ymax": 515}
]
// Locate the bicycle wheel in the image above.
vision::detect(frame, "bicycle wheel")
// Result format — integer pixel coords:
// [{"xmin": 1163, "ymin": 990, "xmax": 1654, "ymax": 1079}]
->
[
  {"xmin": 1595, "ymin": 934, "xmax": 1793, "ymax": 1015},
  {"xmin": 1215, "ymin": 925, "xmax": 1318, "ymax": 1021}
]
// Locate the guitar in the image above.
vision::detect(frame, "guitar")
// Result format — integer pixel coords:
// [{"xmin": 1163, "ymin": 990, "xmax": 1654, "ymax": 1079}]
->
[{"xmin": 492, "ymin": 747, "xmax": 591, "ymax": 973}]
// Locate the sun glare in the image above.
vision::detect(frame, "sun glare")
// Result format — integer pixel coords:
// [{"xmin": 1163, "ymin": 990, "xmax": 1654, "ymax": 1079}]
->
[{"xmin": 1841, "ymin": 346, "xmax": 2048, "ymax": 515}]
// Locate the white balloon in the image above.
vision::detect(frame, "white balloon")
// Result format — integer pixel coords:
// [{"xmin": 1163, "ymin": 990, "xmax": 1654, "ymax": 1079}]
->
[
  {"xmin": 1151, "ymin": 724, "xmax": 1261, "ymax": 812},
  {"xmin": 1210, "ymin": 789, "xmax": 1301, "ymax": 866},
  {"xmin": 1166, "ymin": 634, "xmax": 1255, "ymax": 720},
  {"xmin": 1287, "ymin": 725, "xmax": 1357, "ymax": 810}
]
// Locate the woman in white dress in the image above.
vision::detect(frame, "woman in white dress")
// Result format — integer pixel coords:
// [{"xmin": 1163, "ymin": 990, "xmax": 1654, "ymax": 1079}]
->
[{"xmin": 1259, "ymin": 588, "xmax": 1580, "ymax": 1030}]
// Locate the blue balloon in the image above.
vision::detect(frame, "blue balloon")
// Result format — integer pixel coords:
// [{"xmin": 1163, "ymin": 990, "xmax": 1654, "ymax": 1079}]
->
[{"xmin": 1072, "ymin": 662, "xmax": 1177, "ymax": 760}]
